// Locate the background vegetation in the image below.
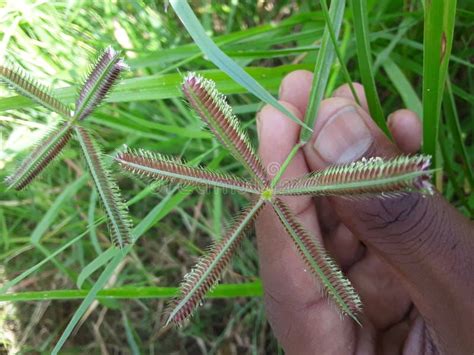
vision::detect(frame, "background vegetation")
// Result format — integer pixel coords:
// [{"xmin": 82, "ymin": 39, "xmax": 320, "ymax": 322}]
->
[{"xmin": 0, "ymin": 0, "xmax": 472, "ymax": 353}]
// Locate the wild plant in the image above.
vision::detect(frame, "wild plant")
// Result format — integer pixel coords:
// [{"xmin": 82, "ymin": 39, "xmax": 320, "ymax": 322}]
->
[
  {"xmin": 1, "ymin": 47, "xmax": 132, "ymax": 248},
  {"xmin": 115, "ymin": 72, "xmax": 434, "ymax": 326}
]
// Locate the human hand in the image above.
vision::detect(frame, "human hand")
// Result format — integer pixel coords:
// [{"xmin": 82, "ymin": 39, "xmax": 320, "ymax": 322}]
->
[{"xmin": 256, "ymin": 70, "xmax": 474, "ymax": 354}]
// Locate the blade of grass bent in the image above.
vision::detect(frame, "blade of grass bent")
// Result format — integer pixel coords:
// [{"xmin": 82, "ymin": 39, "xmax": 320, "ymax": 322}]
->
[
  {"xmin": 169, "ymin": 0, "xmax": 311, "ymax": 131},
  {"xmin": 382, "ymin": 57, "xmax": 422, "ymax": 118},
  {"xmin": 351, "ymin": 0, "xmax": 390, "ymax": 137},
  {"xmin": 301, "ymin": 0, "xmax": 346, "ymax": 142}
]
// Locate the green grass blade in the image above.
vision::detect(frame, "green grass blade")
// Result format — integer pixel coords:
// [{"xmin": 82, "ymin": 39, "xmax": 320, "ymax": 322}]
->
[
  {"xmin": 76, "ymin": 247, "xmax": 116, "ymax": 289},
  {"xmin": 0, "ymin": 64, "xmax": 312, "ymax": 111},
  {"xmin": 422, "ymin": 0, "xmax": 457, "ymax": 166},
  {"xmin": 51, "ymin": 250, "xmax": 126, "ymax": 355},
  {"xmin": 75, "ymin": 127, "xmax": 132, "ymax": 248},
  {"xmin": 169, "ymin": 0, "xmax": 311, "ymax": 131},
  {"xmin": 31, "ymin": 176, "xmax": 87, "ymax": 244},
  {"xmin": 382, "ymin": 57, "xmax": 422, "ymax": 118},
  {"xmin": 443, "ymin": 80, "xmax": 474, "ymax": 188},
  {"xmin": 0, "ymin": 281, "xmax": 263, "ymax": 302},
  {"xmin": 351, "ymin": 0, "xmax": 390, "ymax": 137},
  {"xmin": 0, "ymin": 231, "xmax": 88, "ymax": 294},
  {"xmin": 301, "ymin": 0, "xmax": 346, "ymax": 142}
]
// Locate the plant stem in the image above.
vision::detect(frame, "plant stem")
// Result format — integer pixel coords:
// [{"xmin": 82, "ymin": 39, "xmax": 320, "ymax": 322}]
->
[{"xmin": 270, "ymin": 141, "xmax": 304, "ymax": 188}]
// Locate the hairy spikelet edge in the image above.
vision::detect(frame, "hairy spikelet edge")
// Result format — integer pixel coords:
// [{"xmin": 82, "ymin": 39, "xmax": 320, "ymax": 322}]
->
[
  {"xmin": 115, "ymin": 147, "xmax": 261, "ymax": 194},
  {"xmin": 182, "ymin": 72, "xmax": 268, "ymax": 185},
  {"xmin": 272, "ymin": 198, "xmax": 362, "ymax": 322},
  {"xmin": 75, "ymin": 127, "xmax": 132, "ymax": 248},
  {"xmin": 5, "ymin": 121, "xmax": 73, "ymax": 190},
  {"xmin": 0, "ymin": 59, "xmax": 71, "ymax": 117},
  {"xmin": 74, "ymin": 46, "xmax": 128, "ymax": 121},
  {"xmin": 166, "ymin": 199, "xmax": 264, "ymax": 326},
  {"xmin": 276, "ymin": 155, "xmax": 434, "ymax": 197}
]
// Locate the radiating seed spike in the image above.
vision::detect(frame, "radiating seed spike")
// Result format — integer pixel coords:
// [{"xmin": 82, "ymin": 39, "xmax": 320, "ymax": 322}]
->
[
  {"xmin": 5, "ymin": 121, "xmax": 73, "ymax": 190},
  {"xmin": 75, "ymin": 127, "xmax": 132, "ymax": 248},
  {"xmin": 166, "ymin": 199, "xmax": 264, "ymax": 326},
  {"xmin": 74, "ymin": 47, "xmax": 128, "ymax": 121},
  {"xmin": 182, "ymin": 72, "xmax": 267, "ymax": 185},
  {"xmin": 115, "ymin": 147, "xmax": 261, "ymax": 194},
  {"xmin": 271, "ymin": 198, "xmax": 362, "ymax": 321},
  {"xmin": 0, "ymin": 59, "xmax": 71, "ymax": 117},
  {"xmin": 275, "ymin": 155, "xmax": 434, "ymax": 197}
]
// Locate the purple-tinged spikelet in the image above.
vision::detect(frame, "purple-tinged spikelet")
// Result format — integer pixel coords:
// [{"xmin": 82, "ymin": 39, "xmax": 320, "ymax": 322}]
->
[
  {"xmin": 116, "ymin": 147, "xmax": 260, "ymax": 194},
  {"xmin": 75, "ymin": 46, "xmax": 128, "ymax": 121},
  {"xmin": 182, "ymin": 73, "xmax": 268, "ymax": 185},
  {"xmin": 276, "ymin": 155, "xmax": 434, "ymax": 198},
  {"xmin": 5, "ymin": 122, "xmax": 72, "ymax": 190},
  {"xmin": 166, "ymin": 199, "xmax": 264, "ymax": 326},
  {"xmin": 272, "ymin": 198, "xmax": 362, "ymax": 322},
  {"xmin": 75, "ymin": 127, "xmax": 132, "ymax": 248},
  {"xmin": 0, "ymin": 60, "xmax": 71, "ymax": 117}
]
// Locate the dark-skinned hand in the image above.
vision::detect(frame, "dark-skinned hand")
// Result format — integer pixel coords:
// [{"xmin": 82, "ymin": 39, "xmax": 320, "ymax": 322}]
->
[{"xmin": 256, "ymin": 70, "xmax": 474, "ymax": 355}]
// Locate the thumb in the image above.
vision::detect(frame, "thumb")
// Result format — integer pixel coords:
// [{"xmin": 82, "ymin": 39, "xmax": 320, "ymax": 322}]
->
[{"xmin": 303, "ymin": 98, "xmax": 474, "ymax": 353}]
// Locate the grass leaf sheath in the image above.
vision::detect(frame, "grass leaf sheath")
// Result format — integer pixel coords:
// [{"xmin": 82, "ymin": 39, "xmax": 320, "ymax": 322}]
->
[
  {"xmin": 166, "ymin": 199, "xmax": 264, "ymax": 326},
  {"xmin": 75, "ymin": 127, "xmax": 132, "ymax": 248}
]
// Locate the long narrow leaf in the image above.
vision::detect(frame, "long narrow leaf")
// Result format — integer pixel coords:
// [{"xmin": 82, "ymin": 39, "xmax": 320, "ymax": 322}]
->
[
  {"xmin": 351, "ymin": 0, "xmax": 390, "ymax": 137},
  {"xmin": 5, "ymin": 121, "xmax": 73, "ymax": 190},
  {"xmin": 183, "ymin": 73, "xmax": 267, "ymax": 184},
  {"xmin": 169, "ymin": 0, "xmax": 311, "ymax": 131},
  {"xmin": 422, "ymin": 0, "xmax": 457, "ymax": 166},
  {"xmin": 0, "ymin": 59, "xmax": 71, "ymax": 117},
  {"xmin": 276, "ymin": 155, "xmax": 433, "ymax": 197},
  {"xmin": 166, "ymin": 199, "xmax": 264, "ymax": 326},
  {"xmin": 75, "ymin": 127, "xmax": 132, "ymax": 248},
  {"xmin": 271, "ymin": 198, "xmax": 361, "ymax": 322},
  {"xmin": 301, "ymin": 0, "xmax": 346, "ymax": 142},
  {"xmin": 116, "ymin": 147, "xmax": 260, "ymax": 194}
]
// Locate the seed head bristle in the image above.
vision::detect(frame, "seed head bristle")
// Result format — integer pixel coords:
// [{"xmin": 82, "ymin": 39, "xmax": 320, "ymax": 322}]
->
[
  {"xmin": 75, "ymin": 127, "xmax": 132, "ymax": 248},
  {"xmin": 182, "ymin": 72, "xmax": 268, "ymax": 185},
  {"xmin": 5, "ymin": 122, "xmax": 73, "ymax": 190},
  {"xmin": 115, "ymin": 147, "xmax": 260, "ymax": 194},
  {"xmin": 272, "ymin": 198, "xmax": 362, "ymax": 320},
  {"xmin": 75, "ymin": 46, "xmax": 128, "ymax": 121},
  {"xmin": 166, "ymin": 200, "xmax": 264, "ymax": 326},
  {"xmin": 0, "ymin": 59, "xmax": 71, "ymax": 117},
  {"xmin": 276, "ymin": 155, "xmax": 434, "ymax": 197}
]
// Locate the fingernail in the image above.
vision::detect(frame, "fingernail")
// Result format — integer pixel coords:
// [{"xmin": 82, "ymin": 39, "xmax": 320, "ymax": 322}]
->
[{"xmin": 313, "ymin": 106, "xmax": 373, "ymax": 164}]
